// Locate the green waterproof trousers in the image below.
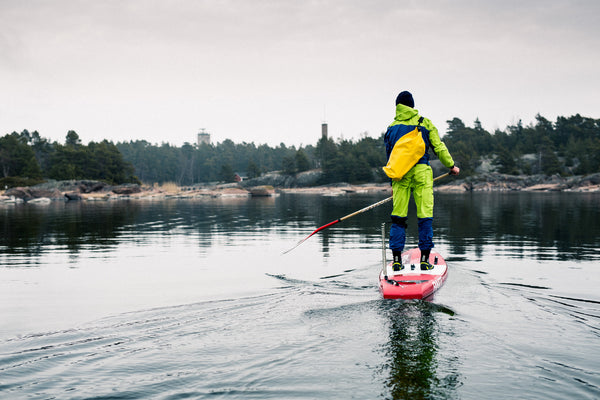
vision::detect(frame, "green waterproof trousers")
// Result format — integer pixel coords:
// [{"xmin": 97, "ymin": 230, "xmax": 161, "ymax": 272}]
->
[
  {"xmin": 391, "ymin": 164, "xmax": 434, "ymax": 218},
  {"xmin": 389, "ymin": 164, "xmax": 434, "ymax": 252}
]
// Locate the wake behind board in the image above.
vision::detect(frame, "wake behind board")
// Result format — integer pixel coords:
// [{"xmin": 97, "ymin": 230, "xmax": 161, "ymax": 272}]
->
[{"xmin": 379, "ymin": 247, "xmax": 448, "ymax": 300}]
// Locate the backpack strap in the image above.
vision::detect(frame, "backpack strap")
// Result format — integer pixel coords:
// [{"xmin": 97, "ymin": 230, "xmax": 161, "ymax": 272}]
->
[{"xmin": 416, "ymin": 116, "xmax": 429, "ymax": 158}]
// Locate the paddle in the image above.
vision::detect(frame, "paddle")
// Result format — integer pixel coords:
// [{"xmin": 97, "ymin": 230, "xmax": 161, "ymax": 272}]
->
[{"xmin": 283, "ymin": 172, "xmax": 451, "ymax": 254}]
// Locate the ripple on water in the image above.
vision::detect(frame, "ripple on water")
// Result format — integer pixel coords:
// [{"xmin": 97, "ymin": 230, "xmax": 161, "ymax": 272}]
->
[
  {"xmin": 0, "ymin": 284, "xmax": 387, "ymax": 399},
  {"xmin": 2, "ymin": 262, "xmax": 600, "ymax": 399}
]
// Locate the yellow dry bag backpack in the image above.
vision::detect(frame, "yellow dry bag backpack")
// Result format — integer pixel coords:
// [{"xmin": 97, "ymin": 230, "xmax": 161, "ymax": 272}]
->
[{"xmin": 382, "ymin": 117, "xmax": 426, "ymax": 180}]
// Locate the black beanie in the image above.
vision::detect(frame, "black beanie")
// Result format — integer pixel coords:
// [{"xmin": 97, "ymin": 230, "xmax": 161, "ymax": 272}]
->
[{"xmin": 395, "ymin": 91, "xmax": 414, "ymax": 108}]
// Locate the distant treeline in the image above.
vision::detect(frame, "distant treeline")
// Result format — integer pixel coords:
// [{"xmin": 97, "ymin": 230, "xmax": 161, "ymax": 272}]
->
[
  {"xmin": 0, "ymin": 130, "xmax": 137, "ymax": 187},
  {"xmin": 115, "ymin": 135, "xmax": 386, "ymax": 185},
  {"xmin": 1, "ymin": 113, "xmax": 599, "ymax": 188},
  {"xmin": 116, "ymin": 139, "xmax": 316, "ymax": 185},
  {"xmin": 444, "ymin": 114, "xmax": 600, "ymax": 176}
]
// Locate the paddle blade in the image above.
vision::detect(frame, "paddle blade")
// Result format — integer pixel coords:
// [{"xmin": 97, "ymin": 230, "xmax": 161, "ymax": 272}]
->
[
  {"xmin": 282, "ymin": 219, "xmax": 340, "ymax": 254},
  {"xmin": 282, "ymin": 236, "xmax": 311, "ymax": 255}
]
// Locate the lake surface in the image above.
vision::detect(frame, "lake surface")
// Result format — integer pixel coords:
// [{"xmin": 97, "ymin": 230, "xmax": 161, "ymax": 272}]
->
[{"xmin": 1, "ymin": 192, "xmax": 599, "ymax": 399}]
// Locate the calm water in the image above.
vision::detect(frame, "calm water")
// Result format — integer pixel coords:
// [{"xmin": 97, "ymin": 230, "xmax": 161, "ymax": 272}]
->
[{"xmin": 1, "ymin": 192, "xmax": 599, "ymax": 399}]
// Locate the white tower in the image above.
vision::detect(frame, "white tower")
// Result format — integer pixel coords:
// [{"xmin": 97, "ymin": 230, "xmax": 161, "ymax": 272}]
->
[{"xmin": 197, "ymin": 128, "xmax": 211, "ymax": 145}]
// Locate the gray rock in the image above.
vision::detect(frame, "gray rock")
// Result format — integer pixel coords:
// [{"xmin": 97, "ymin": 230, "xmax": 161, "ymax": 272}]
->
[
  {"xmin": 64, "ymin": 192, "xmax": 83, "ymax": 201},
  {"xmin": 29, "ymin": 187, "xmax": 64, "ymax": 200},
  {"xmin": 111, "ymin": 184, "xmax": 141, "ymax": 195},
  {"xmin": 4, "ymin": 187, "xmax": 33, "ymax": 201},
  {"xmin": 31, "ymin": 180, "xmax": 108, "ymax": 193},
  {"xmin": 241, "ymin": 169, "xmax": 323, "ymax": 188}
]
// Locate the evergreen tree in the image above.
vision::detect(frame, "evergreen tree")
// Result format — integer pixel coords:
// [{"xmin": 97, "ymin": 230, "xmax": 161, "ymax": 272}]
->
[
  {"xmin": 66, "ymin": 130, "xmax": 82, "ymax": 147},
  {"xmin": 281, "ymin": 154, "xmax": 296, "ymax": 175},
  {"xmin": 295, "ymin": 149, "xmax": 311, "ymax": 172},
  {"xmin": 538, "ymin": 137, "xmax": 561, "ymax": 175},
  {"xmin": 86, "ymin": 140, "xmax": 138, "ymax": 184},
  {"xmin": 493, "ymin": 146, "xmax": 518, "ymax": 175},
  {"xmin": 47, "ymin": 132, "xmax": 88, "ymax": 180},
  {"xmin": 219, "ymin": 164, "xmax": 236, "ymax": 183},
  {"xmin": 246, "ymin": 160, "xmax": 261, "ymax": 179},
  {"xmin": 0, "ymin": 133, "xmax": 42, "ymax": 178}
]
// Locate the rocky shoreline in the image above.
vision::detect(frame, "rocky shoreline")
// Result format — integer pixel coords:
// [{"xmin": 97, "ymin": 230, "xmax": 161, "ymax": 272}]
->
[
  {"xmin": 2, "ymin": 172, "xmax": 600, "ymax": 205},
  {"xmin": 434, "ymin": 172, "xmax": 600, "ymax": 193},
  {"xmin": 0, "ymin": 180, "xmax": 392, "ymax": 205}
]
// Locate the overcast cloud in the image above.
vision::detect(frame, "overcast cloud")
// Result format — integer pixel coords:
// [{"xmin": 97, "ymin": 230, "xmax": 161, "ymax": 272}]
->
[{"xmin": 1, "ymin": 0, "xmax": 599, "ymax": 147}]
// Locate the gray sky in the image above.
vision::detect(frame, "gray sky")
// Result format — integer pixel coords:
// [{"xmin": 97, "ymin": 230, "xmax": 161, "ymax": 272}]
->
[{"xmin": 1, "ymin": 0, "xmax": 599, "ymax": 147}]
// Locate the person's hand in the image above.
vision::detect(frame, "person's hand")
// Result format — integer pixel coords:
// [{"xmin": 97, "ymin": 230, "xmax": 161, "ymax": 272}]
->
[{"xmin": 450, "ymin": 166, "xmax": 460, "ymax": 175}]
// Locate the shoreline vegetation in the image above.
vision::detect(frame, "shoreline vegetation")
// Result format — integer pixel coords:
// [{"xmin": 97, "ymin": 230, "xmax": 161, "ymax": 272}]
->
[
  {"xmin": 3, "ymin": 114, "xmax": 600, "ymax": 202},
  {"xmin": 2, "ymin": 171, "xmax": 600, "ymax": 205}
]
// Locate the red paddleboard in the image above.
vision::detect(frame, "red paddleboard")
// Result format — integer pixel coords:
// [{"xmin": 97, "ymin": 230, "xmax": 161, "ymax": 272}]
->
[{"xmin": 379, "ymin": 247, "xmax": 448, "ymax": 300}]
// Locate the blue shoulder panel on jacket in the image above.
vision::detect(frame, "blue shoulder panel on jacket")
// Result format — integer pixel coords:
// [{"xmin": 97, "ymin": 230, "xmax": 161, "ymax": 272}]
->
[{"xmin": 384, "ymin": 124, "xmax": 432, "ymax": 164}]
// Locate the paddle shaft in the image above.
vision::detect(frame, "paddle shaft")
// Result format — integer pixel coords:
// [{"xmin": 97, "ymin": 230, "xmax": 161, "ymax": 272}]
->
[{"xmin": 283, "ymin": 172, "xmax": 450, "ymax": 254}]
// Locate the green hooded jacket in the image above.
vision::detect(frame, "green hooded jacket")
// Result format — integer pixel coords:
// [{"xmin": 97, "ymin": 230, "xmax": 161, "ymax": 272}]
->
[{"xmin": 385, "ymin": 104, "xmax": 455, "ymax": 169}]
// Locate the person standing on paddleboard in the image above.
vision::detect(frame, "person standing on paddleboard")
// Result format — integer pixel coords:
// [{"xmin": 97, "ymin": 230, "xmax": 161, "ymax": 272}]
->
[{"xmin": 383, "ymin": 91, "xmax": 460, "ymax": 271}]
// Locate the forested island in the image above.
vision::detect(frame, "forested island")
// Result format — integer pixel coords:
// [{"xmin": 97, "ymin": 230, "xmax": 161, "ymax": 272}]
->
[{"xmin": 1, "ymin": 113, "xmax": 599, "ymax": 198}]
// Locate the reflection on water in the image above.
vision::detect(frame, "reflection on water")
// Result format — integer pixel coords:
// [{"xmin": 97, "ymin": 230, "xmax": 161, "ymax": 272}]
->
[
  {"xmin": 436, "ymin": 192, "xmax": 600, "ymax": 260},
  {"xmin": 2, "ymin": 192, "xmax": 600, "ymax": 263},
  {"xmin": 379, "ymin": 300, "xmax": 459, "ymax": 399},
  {"xmin": 0, "ymin": 197, "xmax": 279, "ymax": 263},
  {"xmin": 1, "ymin": 200, "xmax": 138, "ymax": 258}
]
